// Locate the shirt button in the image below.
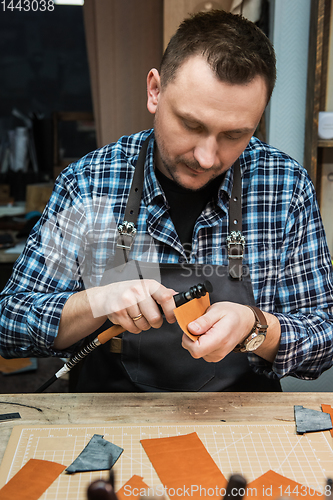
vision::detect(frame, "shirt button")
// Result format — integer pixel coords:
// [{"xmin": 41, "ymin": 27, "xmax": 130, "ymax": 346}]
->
[{"xmin": 178, "ymin": 256, "xmax": 186, "ymax": 263}]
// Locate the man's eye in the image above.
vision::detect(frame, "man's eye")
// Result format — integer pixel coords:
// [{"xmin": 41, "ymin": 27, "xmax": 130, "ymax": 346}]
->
[
  {"xmin": 183, "ymin": 121, "xmax": 201, "ymax": 131},
  {"xmin": 225, "ymin": 134, "xmax": 241, "ymax": 140}
]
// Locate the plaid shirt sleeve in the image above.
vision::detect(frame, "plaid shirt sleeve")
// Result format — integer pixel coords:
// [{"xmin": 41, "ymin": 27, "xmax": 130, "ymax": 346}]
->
[
  {"xmin": 0, "ymin": 132, "xmax": 148, "ymax": 359},
  {"xmin": 0, "ymin": 160, "xmax": 88, "ymax": 358},
  {"xmin": 247, "ymin": 151, "xmax": 333, "ymax": 381}
]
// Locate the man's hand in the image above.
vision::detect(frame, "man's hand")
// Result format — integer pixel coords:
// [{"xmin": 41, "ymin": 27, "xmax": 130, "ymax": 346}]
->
[
  {"xmin": 89, "ymin": 279, "xmax": 177, "ymax": 333},
  {"xmin": 181, "ymin": 302, "xmax": 281, "ymax": 363},
  {"xmin": 54, "ymin": 279, "xmax": 177, "ymax": 350}
]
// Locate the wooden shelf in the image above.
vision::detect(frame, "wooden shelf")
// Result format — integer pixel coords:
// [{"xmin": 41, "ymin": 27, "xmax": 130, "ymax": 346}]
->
[
  {"xmin": 304, "ymin": 0, "xmax": 332, "ymax": 191},
  {"xmin": 318, "ymin": 139, "xmax": 333, "ymax": 147}
]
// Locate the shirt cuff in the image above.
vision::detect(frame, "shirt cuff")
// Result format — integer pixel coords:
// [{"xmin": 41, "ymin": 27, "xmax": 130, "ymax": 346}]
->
[{"xmin": 23, "ymin": 292, "xmax": 80, "ymax": 357}]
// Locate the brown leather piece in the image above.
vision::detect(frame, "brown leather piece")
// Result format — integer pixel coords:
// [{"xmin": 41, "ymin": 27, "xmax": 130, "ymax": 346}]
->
[
  {"xmin": 173, "ymin": 294, "xmax": 210, "ymax": 341},
  {"xmin": 140, "ymin": 432, "xmax": 226, "ymax": 499},
  {"xmin": 321, "ymin": 404, "xmax": 333, "ymax": 437},
  {"xmin": 0, "ymin": 458, "xmax": 65, "ymax": 500},
  {"xmin": 245, "ymin": 469, "xmax": 324, "ymax": 500},
  {"xmin": 116, "ymin": 474, "xmax": 150, "ymax": 499},
  {"xmin": 0, "ymin": 356, "xmax": 32, "ymax": 374}
]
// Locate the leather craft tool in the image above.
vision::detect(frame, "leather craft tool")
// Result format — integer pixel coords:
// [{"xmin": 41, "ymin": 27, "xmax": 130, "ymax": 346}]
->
[{"xmin": 35, "ymin": 280, "xmax": 213, "ymax": 392}]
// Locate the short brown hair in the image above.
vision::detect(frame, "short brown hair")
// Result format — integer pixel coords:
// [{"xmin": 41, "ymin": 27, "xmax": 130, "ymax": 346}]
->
[{"xmin": 160, "ymin": 10, "xmax": 276, "ymax": 103}]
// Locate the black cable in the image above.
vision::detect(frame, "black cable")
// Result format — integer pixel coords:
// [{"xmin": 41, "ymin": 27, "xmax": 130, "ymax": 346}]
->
[
  {"xmin": 35, "ymin": 374, "xmax": 57, "ymax": 393},
  {"xmin": 34, "ymin": 337, "xmax": 101, "ymax": 393}
]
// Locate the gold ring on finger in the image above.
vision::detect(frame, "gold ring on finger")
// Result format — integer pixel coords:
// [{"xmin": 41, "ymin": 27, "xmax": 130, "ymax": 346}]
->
[{"xmin": 131, "ymin": 313, "xmax": 143, "ymax": 321}]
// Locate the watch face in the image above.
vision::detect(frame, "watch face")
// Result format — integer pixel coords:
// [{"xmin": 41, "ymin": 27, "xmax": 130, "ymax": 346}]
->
[{"xmin": 246, "ymin": 334, "xmax": 265, "ymax": 351}]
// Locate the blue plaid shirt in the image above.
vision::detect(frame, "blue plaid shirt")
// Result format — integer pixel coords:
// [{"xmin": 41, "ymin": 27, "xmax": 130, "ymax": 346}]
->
[{"xmin": 1, "ymin": 129, "xmax": 333, "ymax": 381}]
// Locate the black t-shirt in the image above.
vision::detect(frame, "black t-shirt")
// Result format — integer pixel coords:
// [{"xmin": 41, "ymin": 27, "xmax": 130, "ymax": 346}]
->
[{"xmin": 155, "ymin": 168, "xmax": 224, "ymax": 248}]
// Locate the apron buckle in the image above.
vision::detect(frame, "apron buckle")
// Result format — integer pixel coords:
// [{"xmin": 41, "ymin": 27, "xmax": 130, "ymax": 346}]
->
[
  {"xmin": 227, "ymin": 231, "xmax": 245, "ymax": 259},
  {"xmin": 227, "ymin": 231, "xmax": 245, "ymax": 280},
  {"xmin": 117, "ymin": 221, "xmax": 137, "ymax": 250}
]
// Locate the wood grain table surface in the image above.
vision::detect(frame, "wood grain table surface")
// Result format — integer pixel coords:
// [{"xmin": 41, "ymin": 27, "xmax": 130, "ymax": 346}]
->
[{"xmin": 1, "ymin": 392, "xmax": 332, "ymax": 465}]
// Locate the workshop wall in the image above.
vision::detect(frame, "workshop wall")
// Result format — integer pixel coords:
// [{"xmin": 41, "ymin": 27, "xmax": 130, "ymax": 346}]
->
[{"xmin": 0, "ymin": 5, "xmax": 96, "ymax": 199}]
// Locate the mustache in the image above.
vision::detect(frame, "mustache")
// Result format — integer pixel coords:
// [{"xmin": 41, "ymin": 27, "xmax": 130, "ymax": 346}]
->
[{"xmin": 176, "ymin": 156, "xmax": 221, "ymax": 172}]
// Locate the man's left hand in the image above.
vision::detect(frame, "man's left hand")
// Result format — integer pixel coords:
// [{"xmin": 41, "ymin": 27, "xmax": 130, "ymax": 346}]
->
[{"xmin": 181, "ymin": 301, "xmax": 280, "ymax": 363}]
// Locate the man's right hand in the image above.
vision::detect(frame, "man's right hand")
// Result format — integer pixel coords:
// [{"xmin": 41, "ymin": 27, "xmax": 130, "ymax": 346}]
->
[
  {"xmin": 54, "ymin": 280, "xmax": 177, "ymax": 350},
  {"xmin": 88, "ymin": 279, "xmax": 177, "ymax": 333}
]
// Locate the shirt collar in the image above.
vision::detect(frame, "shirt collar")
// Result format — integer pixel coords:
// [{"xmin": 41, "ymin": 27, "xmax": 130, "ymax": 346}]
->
[
  {"xmin": 139, "ymin": 129, "xmax": 250, "ymax": 206},
  {"xmin": 142, "ymin": 132, "xmax": 169, "ymax": 207}
]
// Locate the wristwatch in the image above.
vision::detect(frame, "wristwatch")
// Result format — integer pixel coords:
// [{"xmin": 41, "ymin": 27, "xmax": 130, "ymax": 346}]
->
[{"xmin": 233, "ymin": 305, "xmax": 268, "ymax": 352}]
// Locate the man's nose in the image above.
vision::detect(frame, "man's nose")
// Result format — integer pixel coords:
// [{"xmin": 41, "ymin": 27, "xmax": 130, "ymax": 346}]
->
[{"xmin": 193, "ymin": 136, "xmax": 219, "ymax": 169}]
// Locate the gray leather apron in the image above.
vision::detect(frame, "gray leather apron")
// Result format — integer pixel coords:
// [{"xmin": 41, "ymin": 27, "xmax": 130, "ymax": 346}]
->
[{"xmin": 75, "ymin": 135, "xmax": 280, "ymax": 392}]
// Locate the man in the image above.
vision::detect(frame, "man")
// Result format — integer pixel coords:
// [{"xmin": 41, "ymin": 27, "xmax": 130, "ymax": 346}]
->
[{"xmin": 1, "ymin": 10, "xmax": 332, "ymax": 392}]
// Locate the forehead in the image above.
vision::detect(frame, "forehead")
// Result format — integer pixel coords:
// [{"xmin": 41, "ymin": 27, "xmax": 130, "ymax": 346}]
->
[
  {"xmin": 167, "ymin": 54, "xmax": 267, "ymax": 96},
  {"xmin": 161, "ymin": 55, "xmax": 267, "ymax": 130}
]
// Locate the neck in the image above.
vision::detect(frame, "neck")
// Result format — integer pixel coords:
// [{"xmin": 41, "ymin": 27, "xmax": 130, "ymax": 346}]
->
[{"xmin": 154, "ymin": 148, "xmax": 172, "ymax": 180}]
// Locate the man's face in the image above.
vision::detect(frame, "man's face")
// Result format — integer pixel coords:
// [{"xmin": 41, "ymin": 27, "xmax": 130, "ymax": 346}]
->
[{"xmin": 147, "ymin": 56, "xmax": 268, "ymax": 191}]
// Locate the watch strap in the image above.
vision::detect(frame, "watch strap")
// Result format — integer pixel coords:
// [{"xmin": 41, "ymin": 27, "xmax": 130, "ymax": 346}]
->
[
  {"xmin": 233, "ymin": 305, "xmax": 268, "ymax": 352},
  {"xmin": 245, "ymin": 305, "xmax": 268, "ymax": 332}
]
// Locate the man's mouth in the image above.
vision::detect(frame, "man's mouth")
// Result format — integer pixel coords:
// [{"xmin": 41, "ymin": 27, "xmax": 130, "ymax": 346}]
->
[{"xmin": 184, "ymin": 163, "xmax": 207, "ymax": 175}]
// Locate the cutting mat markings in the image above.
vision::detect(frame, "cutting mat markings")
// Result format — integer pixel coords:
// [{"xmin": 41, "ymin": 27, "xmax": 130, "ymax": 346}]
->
[{"xmin": 0, "ymin": 423, "xmax": 332, "ymax": 500}]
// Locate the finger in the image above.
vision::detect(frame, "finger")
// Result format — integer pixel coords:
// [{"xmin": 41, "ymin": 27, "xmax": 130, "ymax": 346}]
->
[
  {"xmin": 108, "ymin": 310, "xmax": 142, "ymax": 334},
  {"xmin": 151, "ymin": 286, "xmax": 178, "ymax": 324},
  {"xmin": 182, "ymin": 334, "xmax": 227, "ymax": 361},
  {"xmin": 127, "ymin": 307, "xmax": 151, "ymax": 331},
  {"xmin": 187, "ymin": 304, "xmax": 223, "ymax": 336},
  {"xmin": 181, "ymin": 320, "xmax": 232, "ymax": 360},
  {"xmin": 137, "ymin": 298, "xmax": 163, "ymax": 329},
  {"xmin": 112, "ymin": 280, "xmax": 160, "ymax": 314}
]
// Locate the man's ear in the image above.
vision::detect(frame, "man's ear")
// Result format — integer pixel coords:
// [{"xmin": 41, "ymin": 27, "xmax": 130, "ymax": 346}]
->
[{"xmin": 147, "ymin": 68, "xmax": 161, "ymax": 115}]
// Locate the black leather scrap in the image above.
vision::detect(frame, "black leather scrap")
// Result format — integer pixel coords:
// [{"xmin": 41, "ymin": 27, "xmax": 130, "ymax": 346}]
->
[
  {"xmin": 294, "ymin": 405, "xmax": 333, "ymax": 434},
  {"xmin": 66, "ymin": 434, "xmax": 123, "ymax": 473}
]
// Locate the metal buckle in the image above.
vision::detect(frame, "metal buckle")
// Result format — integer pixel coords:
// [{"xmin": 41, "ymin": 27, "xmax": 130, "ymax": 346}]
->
[
  {"xmin": 117, "ymin": 221, "xmax": 137, "ymax": 250},
  {"xmin": 226, "ymin": 231, "xmax": 245, "ymax": 259}
]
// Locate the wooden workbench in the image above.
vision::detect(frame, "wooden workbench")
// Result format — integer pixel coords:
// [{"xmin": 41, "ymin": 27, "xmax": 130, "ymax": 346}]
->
[{"xmin": 1, "ymin": 392, "xmax": 332, "ymax": 465}]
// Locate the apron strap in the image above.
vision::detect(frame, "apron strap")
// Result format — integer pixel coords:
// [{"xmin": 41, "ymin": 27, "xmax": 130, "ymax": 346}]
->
[
  {"xmin": 109, "ymin": 133, "xmax": 244, "ymax": 279},
  {"xmin": 227, "ymin": 159, "xmax": 245, "ymax": 280},
  {"xmin": 112, "ymin": 132, "xmax": 153, "ymax": 270}
]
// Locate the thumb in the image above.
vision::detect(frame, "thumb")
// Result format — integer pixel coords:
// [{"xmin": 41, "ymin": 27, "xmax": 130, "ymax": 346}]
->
[{"xmin": 187, "ymin": 306, "xmax": 218, "ymax": 336}]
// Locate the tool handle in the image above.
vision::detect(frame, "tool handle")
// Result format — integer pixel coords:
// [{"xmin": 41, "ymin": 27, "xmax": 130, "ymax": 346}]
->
[
  {"xmin": 97, "ymin": 325, "xmax": 126, "ymax": 344},
  {"xmin": 174, "ymin": 280, "xmax": 213, "ymax": 307}
]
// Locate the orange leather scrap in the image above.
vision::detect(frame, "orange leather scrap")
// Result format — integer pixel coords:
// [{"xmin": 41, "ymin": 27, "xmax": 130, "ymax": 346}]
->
[
  {"xmin": 116, "ymin": 474, "xmax": 151, "ymax": 499},
  {"xmin": 245, "ymin": 470, "xmax": 323, "ymax": 500},
  {"xmin": 321, "ymin": 404, "xmax": 333, "ymax": 437},
  {"xmin": 174, "ymin": 294, "xmax": 210, "ymax": 341},
  {"xmin": 0, "ymin": 458, "xmax": 66, "ymax": 500},
  {"xmin": 140, "ymin": 431, "xmax": 227, "ymax": 499},
  {"xmin": 0, "ymin": 356, "xmax": 32, "ymax": 374}
]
